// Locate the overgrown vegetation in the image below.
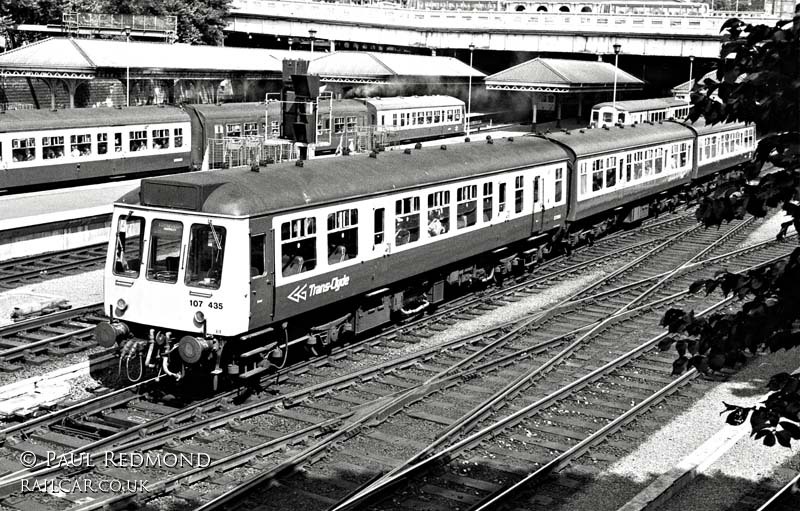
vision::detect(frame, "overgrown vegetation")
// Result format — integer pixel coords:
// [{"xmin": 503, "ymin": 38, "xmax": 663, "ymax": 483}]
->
[{"xmin": 660, "ymin": 7, "xmax": 800, "ymax": 446}]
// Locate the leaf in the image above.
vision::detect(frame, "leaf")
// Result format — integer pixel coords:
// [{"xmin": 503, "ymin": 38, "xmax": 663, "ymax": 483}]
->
[
  {"xmin": 776, "ymin": 429, "xmax": 792, "ymax": 447},
  {"xmin": 658, "ymin": 339, "xmax": 674, "ymax": 351},
  {"xmin": 726, "ymin": 407, "xmax": 750, "ymax": 426},
  {"xmin": 779, "ymin": 421, "xmax": 800, "ymax": 439},
  {"xmin": 672, "ymin": 356, "xmax": 689, "ymax": 376},
  {"xmin": 763, "ymin": 431, "xmax": 776, "ymax": 446}
]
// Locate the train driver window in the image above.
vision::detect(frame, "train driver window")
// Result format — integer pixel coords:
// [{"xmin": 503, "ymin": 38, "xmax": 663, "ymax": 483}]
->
[
  {"xmin": 42, "ymin": 136, "xmax": 64, "ymax": 159},
  {"xmin": 12, "ymin": 137, "xmax": 35, "ymax": 162},
  {"xmin": 98, "ymin": 133, "xmax": 108, "ymax": 155},
  {"xmin": 395, "ymin": 197, "xmax": 420, "ymax": 246},
  {"xmin": 602, "ymin": 112, "xmax": 613, "ymax": 124},
  {"xmin": 483, "ymin": 183, "xmax": 493, "ymax": 221},
  {"xmin": 327, "ymin": 209, "xmax": 358, "ymax": 265},
  {"xmin": 250, "ymin": 234, "xmax": 266, "ymax": 278},
  {"xmin": 427, "ymin": 191, "xmax": 450, "ymax": 237},
  {"xmin": 457, "ymin": 185, "xmax": 477, "ymax": 229},
  {"xmin": 281, "ymin": 217, "xmax": 317, "ymax": 277},
  {"xmin": 147, "ymin": 220, "xmax": 183, "ymax": 283},
  {"xmin": 70, "ymin": 134, "xmax": 92, "ymax": 157},
  {"xmin": 113, "ymin": 215, "xmax": 144, "ymax": 278},
  {"xmin": 186, "ymin": 223, "xmax": 226, "ymax": 289}
]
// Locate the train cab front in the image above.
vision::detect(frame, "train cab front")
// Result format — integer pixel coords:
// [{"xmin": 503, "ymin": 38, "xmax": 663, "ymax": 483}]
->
[{"xmin": 94, "ymin": 206, "xmax": 252, "ymax": 390}]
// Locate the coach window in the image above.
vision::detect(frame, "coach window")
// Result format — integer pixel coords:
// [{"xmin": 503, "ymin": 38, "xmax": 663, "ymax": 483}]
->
[
  {"xmin": 633, "ymin": 152, "xmax": 644, "ymax": 180},
  {"xmin": 114, "ymin": 133, "xmax": 123, "ymax": 152},
  {"xmin": 174, "ymin": 128, "xmax": 184, "ymax": 148},
  {"xmin": 42, "ymin": 136, "xmax": 64, "ymax": 159},
  {"xmin": 244, "ymin": 123, "xmax": 258, "ymax": 137},
  {"xmin": 434, "ymin": 111, "xmax": 441, "ymax": 123},
  {"xmin": 457, "ymin": 185, "xmax": 477, "ymax": 229},
  {"xmin": 498, "ymin": 183, "xmax": 507, "ymax": 212},
  {"xmin": 226, "ymin": 124, "xmax": 242, "ymax": 137},
  {"xmin": 483, "ymin": 183, "xmax": 493, "ymax": 221},
  {"xmin": 447, "ymin": 110, "xmax": 454, "ymax": 122},
  {"xmin": 655, "ymin": 148, "xmax": 664, "ymax": 174},
  {"xmin": 129, "ymin": 130, "xmax": 147, "ymax": 152},
  {"xmin": 186, "ymin": 223, "xmax": 226, "ymax": 289},
  {"xmin": 455, "ymin": 110, "xmax": 461, "ymax": 122},
  {"xmin": 113, "ymin": 216, "xmax": 144, "ymax": 278},
  {"xmin": 592, "ymin": 159, "xmax": 604, "ymax": 191},
  {"xmin": 152, "ymin": 129, "xmax": 170, "ymax": 150},
  {"xmin": 374, "ymin": 209, "xmax": 385, "ymax": 245},
  {"xmin": 400, "ymin": 114, "xmax": 405, "ymax": 127},
  {"xmin": 281, "ymin": 217, "xmax": 317, "ymax": 277},
  {"xmin": 618, "ymin": 113, "xmax": 626, "ymax": 124},
  {"xmin": 514, "ymin": 176, "xmax": 524, "ymax": 213},
  {"xmin": 554, "ymin": 168, "xmax": 563, "ymax": 202},
  {"xmin": 679, "ymin": 143, "xmax": 688, "ymax": 167},
  {"xmin": 328, "ymin": 208, "xmax": 358, "ymax": 265},
  {"xmin": 591, "ymin": 111, "xmax": 599, "ymax": 125},
  {"xmin": 214, "ymin": 125, "xmax": 224, "ymax": 137},
  {"xmin": 395, "ymin": 196, "xmax": 420, "ymax": 246},
  {"xmin": 602, "ymin": 112, "xmax": 613, "ymax": 124},
  {"xmin": 426, "ymin": 111, "xmax": 433, "ymax": 124},
  {"xmin": 606, "ymin": 156, "xmax": 617, "ymax": 187},
  {"xmin": 250, "ymin": 234, "xmax": 266, "ymax": 278},
  {"xmin": 644, "ymin": 149, "xmax": 653, "ymax": 176},
  {"xmin": 578, "ymin": 163, "xmax": 588, "ymax": 195},
  {"xmin": 347, "ymin": 117, "xmax": 357, "ymax": 131},
  {"xmin": 147, "ymin": 220, "xmax": 183, "ymax": 283},
  {"xmin": 427, "ymin": 191, "xmax": 450, "ymax": 237},
  {"xmin": 335, "ymin": 117, "xmax": 346, "ymax": 133},
  {"xmin": 392, "ymin": 114, "xmax": 398, "ymax": 127},
  {"xmin": 12, "ymin": 138, "xmax": 35, "ymax": 162},
  {"xmin": 70, "ymin": 134, "xmax": 91, "ymax": 157},
  {"xmin": 97, "ymin": 133, "xmax": 108, "ymax": 155}
]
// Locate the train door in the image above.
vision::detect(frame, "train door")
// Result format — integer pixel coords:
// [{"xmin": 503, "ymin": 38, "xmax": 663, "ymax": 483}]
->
[
  {"xmin": 248, "ymin": 228, "xmax": 274, "ymax": 328},
  {"xmin": 373, "ymin": 207, "xmax": 388, "ymax": 254},
  {"xmin": 531, "ymin": 174, "xmax": 544, "ymax": 233}
]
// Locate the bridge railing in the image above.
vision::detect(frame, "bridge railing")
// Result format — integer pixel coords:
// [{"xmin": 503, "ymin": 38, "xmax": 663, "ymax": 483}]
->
[{"xmin": 234, "ymin": 0, "xmax": 779, "ymax": 36}]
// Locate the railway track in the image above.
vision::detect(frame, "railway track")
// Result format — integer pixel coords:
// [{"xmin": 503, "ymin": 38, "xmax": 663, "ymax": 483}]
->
[
  {"xmin": 0, "ymin": 244, "xmax": 107, "ymax": 291},
  {"xmin": 0, "ymin": 217, "xmax": 786, "ymax": 510},
  {"xmin": 0, "ymin": 304, "xmax": 106, "ymax": 372}
]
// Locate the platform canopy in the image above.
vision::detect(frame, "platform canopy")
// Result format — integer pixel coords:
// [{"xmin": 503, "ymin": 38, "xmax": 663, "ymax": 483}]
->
[
  {"xmin": 308, "ymin": 51, "xmax": 485, "ymax": 84},
  {"xmin": 485, "ymin": 57, "xmax": 643, "ymax": 93}
]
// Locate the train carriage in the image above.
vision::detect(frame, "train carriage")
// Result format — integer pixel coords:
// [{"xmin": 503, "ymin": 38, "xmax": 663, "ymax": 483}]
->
[
  {"xmin": 0, "ymin": 107, "xmax": 191, "ymax": 190},
  {"xmin": 182, "ymin": 103, "xmax": 268, "ymax": 169},
  {"xmin": 364, "ymin": 96, "xmax": 466, "ymax": 143},
  {"xmin": 686, "ymin": 120, "xmax": 756, "ymax": 179},
  {"xmin": 590, "ymin": 98, "xmax": 691, "ymax": 128}
]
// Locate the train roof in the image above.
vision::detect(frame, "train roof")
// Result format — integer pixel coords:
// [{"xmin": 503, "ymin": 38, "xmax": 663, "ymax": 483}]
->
[
  {"xmin": 591, "ymin": 97, "xmax": 688, "ymax": 113},
  {"xmin": 0, "ymin": 106, "xmax": 188, "ymax": 132},
  {"xmin": 680, "ymin": 118, "xmax": 749, "ymax": 136},
  {"xmin": 182, "ymin": 102, "xmax": 266, "ymax": 121},
  {"xmin": 362, "ymin": 96, "xmax": 465, "ymax": 110},
  {"xmin": 543, "ymin": 121, "xmax": 693, "ymax": 158},
  {"xmin": 121, "ymin": 136, "xmax": 569, "ymax": 217}
]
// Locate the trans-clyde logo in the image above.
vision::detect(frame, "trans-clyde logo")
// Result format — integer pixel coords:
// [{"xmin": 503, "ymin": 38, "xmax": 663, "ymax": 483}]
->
[{"xmin": 287, "ymin": 275, "xmax": 350, "ymax": 303}]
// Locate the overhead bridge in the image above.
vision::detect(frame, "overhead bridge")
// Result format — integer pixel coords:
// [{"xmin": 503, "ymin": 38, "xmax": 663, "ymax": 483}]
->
[{"xmin": 226, "ymin": 0, "xmax": 780, "ymax": 58}]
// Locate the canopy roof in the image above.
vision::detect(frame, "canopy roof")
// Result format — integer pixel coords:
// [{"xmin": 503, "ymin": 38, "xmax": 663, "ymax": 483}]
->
[
  {"xmin": 485, "ymin": 58, "xmax": 643, "ymax": 94},
  {"xmin": 308, "ymin": 51, "xmax": 484, "ymax": 83}
]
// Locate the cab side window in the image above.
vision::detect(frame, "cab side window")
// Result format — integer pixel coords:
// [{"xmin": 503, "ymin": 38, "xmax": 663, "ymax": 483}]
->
[
  {"xmin": 250, "ymin": 234, "xmax": 266, "ymax": 278},
  {"xmin": 281, "ymin": 217, "xmax": 317, "ymax": 277}
]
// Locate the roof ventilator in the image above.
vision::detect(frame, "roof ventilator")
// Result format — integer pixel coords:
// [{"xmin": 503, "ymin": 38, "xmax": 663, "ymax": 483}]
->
[
  {"xmin": 603, "ymin": 126, "xmax": 610, "ymax": 130},
  {"xmin": 369, "ymin": 150, "xmax": 378, "ymax": 158},
  {"xmin": 295, "ymin": 160, "xmax": 304, "ymax": 167},
  {"xmin": 508, "ymin": 137, "xmax": 514, "ymax": 142},
  {"xmin": 414, "ymin": 142, "xmax": 423, "ymax": 150},
  {"xmin": 487, "ymin": 136, "xmax": 494, "ymax": 145},
  {"xmin": 403, "ymin": 148, "xmax": 412, "ymax": 154},
  {"xmin": 440, "ymin": 145, "xmax": 447, "ymax": 151}
]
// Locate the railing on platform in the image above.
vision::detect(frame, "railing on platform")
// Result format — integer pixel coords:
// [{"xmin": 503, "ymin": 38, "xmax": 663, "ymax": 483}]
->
[
  {"xmin": 62, "ymin": 13, "xmax": 178, "ymax": 41},
  {"xmin": 206, "ymin": 136, "xmax": 298, "ymax": 170}
]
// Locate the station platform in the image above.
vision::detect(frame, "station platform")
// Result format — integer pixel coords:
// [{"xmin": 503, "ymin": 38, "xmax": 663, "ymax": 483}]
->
[{"xmin": 0, "ymin": 180, "xmax": 140, "ymax": 261}]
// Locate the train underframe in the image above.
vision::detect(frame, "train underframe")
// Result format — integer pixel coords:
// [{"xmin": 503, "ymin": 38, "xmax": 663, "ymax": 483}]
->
[{"xmin": 94, "ymin": 176, "xmax": 716, "ymax": 392}]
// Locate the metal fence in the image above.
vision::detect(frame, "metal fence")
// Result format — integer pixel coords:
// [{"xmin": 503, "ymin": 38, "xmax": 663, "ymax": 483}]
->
[
  {"xmin": 62, "ymin": 13, "xmax": 178, "ymax": 41},
  {"xmin": 206, "ymin": 137, "xmax": 298, "ymax": 170}
]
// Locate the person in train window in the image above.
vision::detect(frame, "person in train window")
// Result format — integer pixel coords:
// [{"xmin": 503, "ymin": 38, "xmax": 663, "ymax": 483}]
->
[
  {"xmin": 71, "ymin": 147, "xmax": 81, "ymax": 158},
  {"xmin": 428, "ymin": 210, "xmax": 445, "ymax": 236},
  {"xmin": 44, "ymin": 148, "xmax": 55, "ymax": 160},
  {"xmin": 53, "ymin": 147, "xmax": 64, "ymax": 158},
  {"xmin": 25, "ymin": 149, "xmax": 36, "ymax": 161}
]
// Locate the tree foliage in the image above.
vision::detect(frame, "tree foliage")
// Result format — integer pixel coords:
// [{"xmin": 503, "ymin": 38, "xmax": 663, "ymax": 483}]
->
[
  {"xmin": 665, "ymin": 6, "xmax": 800, "ymax": 446},
  {"xmin": 0, "ymin": 0, "xmax": 231, "ymax": 46}
]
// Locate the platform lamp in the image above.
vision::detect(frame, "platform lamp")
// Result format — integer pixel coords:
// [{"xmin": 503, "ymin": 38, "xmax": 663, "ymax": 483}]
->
[
  {"xmin": 309, "ymin": 29, "xmax": 317, "ymax": 52},
  {"xmin": 688, "ymin": 55, "xmax": 694, "ymax": 103},
  {"xmin": 124, "ymin": 26, "xmax": 131, "ymax": 107},
  {"xmin": 467, "ymin": 43, "xmax": 475, "ymax": 138},
  {"xmin": 611, "ymin": 43, "xmax": 621, "ymax": 111}
]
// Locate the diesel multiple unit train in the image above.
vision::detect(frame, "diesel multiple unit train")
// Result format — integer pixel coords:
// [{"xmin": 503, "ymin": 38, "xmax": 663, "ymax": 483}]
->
[
  {"xmin": 0, "ymin": 95, "xmax": 465, "ymax": 192},
  {"xmin": 94, "ymin": 117, "xmax": 755, "ymax": 389}
]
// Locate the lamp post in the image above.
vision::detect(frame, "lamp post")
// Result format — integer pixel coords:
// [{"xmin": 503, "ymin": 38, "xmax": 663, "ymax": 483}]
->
[
  {"xmin": 688, "ymin": 55, "xmax": 694, "ymax": 103},
  {"xmin": 612, "ymin": 43, "xmax": 621, "ymax": 111},
  {"xmin": 309, "ymin": 29, "xmax": 316, "ymax": 52},
  {"xmin": 124, "ymin": 26, "xmax": 131, "ymax": 108},
  {"xmin": 466, "ymin": 43, "xmax": 475, "ymax": 138}
]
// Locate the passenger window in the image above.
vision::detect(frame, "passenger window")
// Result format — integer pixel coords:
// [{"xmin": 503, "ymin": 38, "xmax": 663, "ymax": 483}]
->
[
  {"xmin": 554, "ymin": 168, "xmax": 563, "ymax": 203},
  {"xmin": 114, "ymin": 133, "xmax": 122, "ymax": 152},
  {"xmin": 214, "ymin": 124, "xmax": 224, "ymax": 137},
  {"xmin": 427, "ymin": 191, "xmax": 450, "ymax": 237},
  {"xmin": 374, "ymin": 208, "xmax": 385, "ymax": 245},
  {"xmin": 483, "ymin": 182, "xmax": 493, "ymax": 221},
  {"xmin": 579, "ymin": 163, "xmax": 588, "ymax": 195},
  {"xmin": 514, "ymin": 176, "xmax": 524, "ymax": 213},
  {"xmin": 626, "ymin": 154, "xmax": 632, "ymax": 181},
  {"xmin": 226, "ymin": 124, "xmax": 242, "ymax": 137},
  {"xmin": 592, "ymin": 159, "xmax": 604, "ymax": 192},
  {"xmin": 395, "ymin": 196, "xmax": 420, "ymax": 246},
  {"xmin": 533, "ymin": 177, "xmax": 540, "ymax": 203},
  {"xmin": 129, "ymin": 130, "xmax": 147, "ymax": 152},
  {"xmin": 603, "ymin": 112, "xmax": 613, "ymax": 123},
  {"xmin": 250, "ymin": 234, "xmax": 266, "ymax": 278},
  {"xmin": 70, "ymin": 134, "xmax": 92, "ymax": 157},
  {"xmin": 42, "ymin": 136, "xmax": 64, "ymax": 159},
  {"xmin": 152, "ymin": 129, "xmax": 170, "ymax": 150},
  {"xmin": 174, "ymin": 128, "xmax": 183, "ymax": 148},
  {"xmin": 147, "ymin": 220, "xmax": 183, "ymax": 283},
  {"xmin": 186, "ymin": 223, "xmax": 226, "ymax": 289},
  {"xmin": 633, "ymin": 152, "xmax": 643, "ymax": 180},
  {"xmin": 281, "ymin": 217, "xmax": 317, "ymax": 277},
  {"xmin": 244, "ymin": 123, "xmax": 258, "ymax": 136},
  {"xmin": 98, "ymin": 133, "xmax": 108, "ymax": 155},
  {"xmin": 644, "ymin": 149, "xmax": 653, "ymax": 176},
  {"xmin": 113, "ymin": 215, "xmax": 144, "ymax": 278},
  {"xmin": 499, "ymin": 183, "xmax": 507, "ymax": 212},
  {"xmin": 655, "ymin": 148, "xmax": 663, "ymax": 174},
  {"xmin": 457, "ymin": 185, "xmax": 477, "ymax": 229},
  {"xmin": 327, "ymin": 209, "xmax": 358, "ymax": 265},
  {"xmin": 12, "ymin": 137, "xmax": 36, "ymax": 162}
]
